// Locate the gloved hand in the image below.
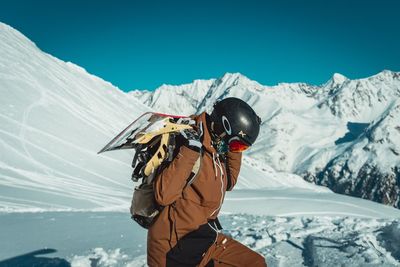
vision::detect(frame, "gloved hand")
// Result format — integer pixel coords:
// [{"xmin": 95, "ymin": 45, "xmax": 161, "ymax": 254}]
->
[{"xmin": 180, "ymin": 128, "xmax": 202, "ymax": 152}]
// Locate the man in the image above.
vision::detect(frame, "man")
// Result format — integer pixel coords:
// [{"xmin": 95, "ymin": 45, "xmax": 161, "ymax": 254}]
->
[{"xmin": 148, "ymin": 97, "xmax": 267, "ymax": 266}]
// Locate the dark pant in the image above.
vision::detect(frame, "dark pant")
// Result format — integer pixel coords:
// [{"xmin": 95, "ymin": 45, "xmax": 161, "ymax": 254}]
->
[{"xmin": 166, "ymin": 223, "xmax": 217, "ymax": 267}]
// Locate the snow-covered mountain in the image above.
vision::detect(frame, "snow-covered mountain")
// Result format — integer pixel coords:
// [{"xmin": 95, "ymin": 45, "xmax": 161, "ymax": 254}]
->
[
  {"xmin": 1, "ymin": 21, "xmax": 400, "ymax": 267},
  {"xmin": 0, "ymin": 22, "xmax": 325, "ymax": 212},
  {"xmin": 2, "ymin": 19, "xmax": 399, "ymax": 210},
  {"xmin": 0, "ymin": 22, "xmax": 151, "ymax": 211},
  {"xmin": 130, "ymin": 70, "xmax": 400, "ymax": 208},
  {"xmin": 1, "ymin": 20, "xmax": 398, "ymax": 211}
]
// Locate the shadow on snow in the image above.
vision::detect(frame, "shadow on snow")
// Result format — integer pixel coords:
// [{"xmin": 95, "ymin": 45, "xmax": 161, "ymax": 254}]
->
[
  {"xmin": 0, "ymin": 248, "xmax": 70, "ymax": 267},
  {"xmin": 335, "ymin": 122, "xmax": 369, "ymax": 145}
]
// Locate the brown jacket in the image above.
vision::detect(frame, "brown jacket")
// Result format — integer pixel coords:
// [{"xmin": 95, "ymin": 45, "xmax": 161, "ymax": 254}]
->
[{"xmin": 147, "ymin": 112, "xmax": 242, "ymax": 266}]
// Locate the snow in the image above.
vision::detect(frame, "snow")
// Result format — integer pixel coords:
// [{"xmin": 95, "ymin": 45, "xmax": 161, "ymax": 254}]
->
[
  {"xmin": 1, "ymin": 21, "xmax": 400, "ymax": 267},
  {"xmin": 1, "ymin": 23, "xmax": 300, "ymax": 211},
  {"xmin": 223, "ymin": 189, "xmax": 400, "ymax": 218},
  {"xmin": 331, "ymin": 73, "xmax": 348, "ymax": 85},
  {"xmin": 0, "ymin": 22, "xmax": 151, "ymax": 211},
  {"xmin": 1, "ymin": 193, "xmax": 400, "ymax": 267},
  {"xmin": 129, "ymin": 59, "xmax": 400, "ymax": 209},
  {"xmin": 131, "ymin": 69, "xmax": 400, "ymax": 176},
  {"xmin": 63, "ymin": 217, "xmax": 400, "ymax": 266},
  {"xmin": 0, "ymin": 21, "xmax": 330, "ymax": 212}
]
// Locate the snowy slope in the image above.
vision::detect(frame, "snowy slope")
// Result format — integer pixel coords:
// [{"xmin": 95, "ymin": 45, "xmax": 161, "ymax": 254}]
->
[
  {"xmin": 0, "ymin": 22, "xmax": 327, "ymax": 212},
  {"xmin": 303, "ymin": 99, "xmax": 400, "ymax": 207},
  {"xmin": 1, "ymin": 21, "xmax": 399, "ymax": 212},
  {"xmin": 0, "ymin": 22, "xmax": 152, "ymax": 211},
  {"xmin": 130, "ymin": 70, "xmax": 400, "ymax": 208},
  {"xmin": 131, "ymin": 79, "xmax": 214, "ymax": 115}
]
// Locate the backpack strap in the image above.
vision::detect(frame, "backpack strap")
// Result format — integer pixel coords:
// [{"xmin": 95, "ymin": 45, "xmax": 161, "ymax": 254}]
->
[
  {"xmin": 185, "ymin": 149, "xmax": 203, "ymax": 187},
  {"xmin": 185, "ymin": 120, "xmax": 204, "ymax": 187}
]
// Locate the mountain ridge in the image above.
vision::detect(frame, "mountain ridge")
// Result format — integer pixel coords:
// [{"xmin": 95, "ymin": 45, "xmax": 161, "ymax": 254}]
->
[
  {"xmin": 1, "ymin": 21, "xmax": 399, "ymax": 210},
  {"xmin": 130, "ymin": 69, "xmax": 400, "ymax": 208},
  {"xmin": 1, "ymin": 22, "xmax": 328, "ymax": 211}
]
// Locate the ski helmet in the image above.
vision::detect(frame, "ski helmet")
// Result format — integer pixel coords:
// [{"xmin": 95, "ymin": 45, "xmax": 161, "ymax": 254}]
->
[{"xmin": 210, "ymin": 97, "xmax": 261, "ymax": 152}]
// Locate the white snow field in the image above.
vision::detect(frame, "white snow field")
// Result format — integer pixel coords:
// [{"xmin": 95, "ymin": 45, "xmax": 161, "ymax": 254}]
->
[
  {"xmin": 1, "ymin": 22, "xmax": 400, "ymax": 267},
  {"xmin": 0, "ymin": 22, "xmax": 150, "ymax": 212},
  {"xmin": 1, "ymin": 195, "xmax": 400, "ymax": 267}
]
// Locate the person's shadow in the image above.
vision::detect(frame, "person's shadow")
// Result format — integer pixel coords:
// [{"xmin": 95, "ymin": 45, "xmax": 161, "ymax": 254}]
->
[{"xmin": 0, "ymin": 248, "xmax": 70, "ymax": 267}]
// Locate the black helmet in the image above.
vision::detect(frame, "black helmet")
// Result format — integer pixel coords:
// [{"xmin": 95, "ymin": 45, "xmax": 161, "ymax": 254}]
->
[{"xmin": 210, "ymin": 97, "xmax": 261, "ymax": 146}]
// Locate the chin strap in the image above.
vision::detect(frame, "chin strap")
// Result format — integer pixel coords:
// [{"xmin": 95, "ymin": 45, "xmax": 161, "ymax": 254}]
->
[{"xmin": 210, "ymin": 121, "xmax": 229, "ymax": 154}]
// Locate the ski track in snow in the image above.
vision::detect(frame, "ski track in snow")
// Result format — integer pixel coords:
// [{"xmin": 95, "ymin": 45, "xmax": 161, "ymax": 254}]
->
[
  {"xmin": 0, "ymin": 128, "xmax": 130, "ymax": 189},
  {"xmin": 15, "ymin": 87, "xmax": 130, "ymax": 190},
  {"xmin": 0, "ymin": 195, "xmax": 72, "ymax": 209},
  {"xmin": 0, "ymin": 113, "xmax": 131, "ymax": 168},
  {"xmin": 0, "ymin": 173, "xmax": 126, "ymax": 209},
  {"xmin": 0, "ymin": 141, "xmax": 129, "ymax": 210},
  {"xmin": 0, "ymin": 137, "xmax": 129, "ymax": 196},
  {"xmin": 225, "ymin": 197, "xmax": 387, "ymax": 217}
]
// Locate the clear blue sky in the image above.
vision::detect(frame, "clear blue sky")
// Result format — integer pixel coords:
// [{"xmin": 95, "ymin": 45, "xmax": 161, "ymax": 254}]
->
[{"xmin": 1, "ymin": 0, "xmax": 399, "ymax": 91}]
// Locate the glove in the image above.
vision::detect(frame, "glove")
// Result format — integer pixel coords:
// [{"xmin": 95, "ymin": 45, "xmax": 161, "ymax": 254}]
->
[{"xmin": 180, "ymin": 128, "xmax": 202, "ymax": 152}]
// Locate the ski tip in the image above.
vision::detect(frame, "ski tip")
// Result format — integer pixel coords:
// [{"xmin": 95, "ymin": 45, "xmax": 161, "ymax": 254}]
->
[{"xmin": 97, "ymin": 148, "xmax": 106, "ymax": 154}]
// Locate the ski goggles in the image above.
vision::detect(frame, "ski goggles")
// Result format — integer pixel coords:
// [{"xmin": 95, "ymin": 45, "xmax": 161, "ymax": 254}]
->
[{"xmin": 228, "ymin": 137, "xmax": 251, "ymax": 153}]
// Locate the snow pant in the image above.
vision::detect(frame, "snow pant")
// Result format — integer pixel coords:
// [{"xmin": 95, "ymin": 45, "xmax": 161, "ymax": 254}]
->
[
  {"xmin": 163, "ymin": 221, "xmax": 267, "ymax": 267},
  {"xmin": 197, "ymin": 233, "xmax": 267, "ymax": 267}
]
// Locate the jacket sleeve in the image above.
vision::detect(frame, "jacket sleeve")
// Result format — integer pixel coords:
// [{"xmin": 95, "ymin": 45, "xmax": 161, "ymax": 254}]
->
[
  {"xmin": 154, "ymin": 146, "xmax": 200, "ymax": 206},
  {"xmin": 225, "ymin": 151, "xmax": 242, "ymax": 191}
]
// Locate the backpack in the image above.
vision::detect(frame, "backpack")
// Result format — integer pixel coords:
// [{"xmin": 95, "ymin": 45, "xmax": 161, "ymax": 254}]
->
[{"xmin": 129, "ymin": 117, "xmax": 202, "ymax": 229}]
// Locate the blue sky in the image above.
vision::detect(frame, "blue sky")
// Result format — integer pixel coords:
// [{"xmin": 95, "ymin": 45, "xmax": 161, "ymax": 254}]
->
[{"xmin": 1, "ymin": 0, "xmax": 399, "ymax": 91}]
